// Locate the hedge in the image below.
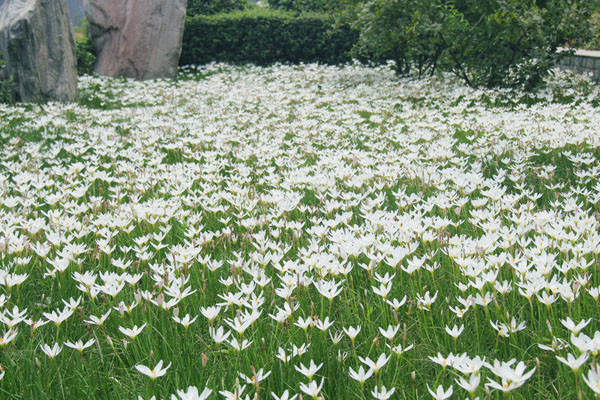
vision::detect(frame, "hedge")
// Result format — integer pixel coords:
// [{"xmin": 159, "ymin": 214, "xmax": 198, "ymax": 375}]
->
[{"xmin": 179, "ymin": 9, "xmax": 360, "ymax": 66}]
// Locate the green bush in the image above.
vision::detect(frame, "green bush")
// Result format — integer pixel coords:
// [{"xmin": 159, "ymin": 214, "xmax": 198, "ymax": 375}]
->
[
  {"xmin": 75, "ymin": 19, "xmax": 96, "ymax": 76},
  {"xmin": 352, "ymin": 0, "xmax": 444, "ymax": 77},
  {"xmin": 268, "ymin": 0, "xmax": 343, "ymax": 12},
  {"xmin": 180, "ymin": 9, "xmax": 359, "ymax": 66},
  {"xmin": 352, "ymin": 0, "xmax": 600, "ymax": 90},
  {"xmin": 0, "ymin": 51, "xmax": 14, "ymax": 104},
  {"xmin": 187, "ymin": 0, "xmax": 247, "ymax": 16},
  {"xmin": 584, "ymin": 11, "xmax": 600, "ymax": 50}
]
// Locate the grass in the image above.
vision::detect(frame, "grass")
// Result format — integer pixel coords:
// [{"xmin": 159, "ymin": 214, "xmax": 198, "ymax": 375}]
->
[{"xmin": 0, "ymin": 63, "xmax": 598, "ymax": 399}]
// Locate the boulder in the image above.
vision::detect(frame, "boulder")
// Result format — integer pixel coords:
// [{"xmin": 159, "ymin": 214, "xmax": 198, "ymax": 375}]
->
[
  {"xmin": 0, "ymin": 0, "xmax": 78, "ymax": 103},
  {"xmin": 86, "ymin": 0, "xmax": 187, "ymax": 80}
]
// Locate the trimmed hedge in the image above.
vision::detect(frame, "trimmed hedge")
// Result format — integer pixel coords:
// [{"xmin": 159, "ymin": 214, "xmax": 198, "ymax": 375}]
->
[
  {"xmin": 267, "ymin": 0, "xmax": 343, "ymax": 12},
  {"xmin": 180, "ymin": 9, "xmax": 359, "ymax": 66},
  {"xmin": 187, "ymin": 0, "xmax": 247, "ymax": 16}
]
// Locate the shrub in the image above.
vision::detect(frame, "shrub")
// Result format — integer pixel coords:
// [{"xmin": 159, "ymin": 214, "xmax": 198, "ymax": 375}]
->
[
  {"xmin": 187, "ymin": 0, "xmax": 247, "ymax": 16},
  {"xmin": 74, "ymin": 19, "xmax": 96, "ymax": 76},
  {"xmin": 352, "ymin": 0, "xmax": 600, "ymax": 90},
  {"xmin": 352, "ymin": 0, "xmax": 444, "ymax": 77},
  {"xmin": 180, "ymin": 9, "xmax": 359, "ymax": 66},
  {"xmin": 584, "ymin": 11, "xmax": 600, "ymax": 50},
  {"xmin": 268, "ymin": 0, "xmax": 343, "ymax": 13}
]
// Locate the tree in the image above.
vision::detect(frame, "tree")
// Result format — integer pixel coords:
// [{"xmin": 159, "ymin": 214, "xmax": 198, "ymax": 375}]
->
[
  {"xmin": 352, "ymin": 0, "xmax": 445, "ymax": 77},
  {"xmin": 351, "ymin": 0, "xmax": 600, "ymax": 89}
]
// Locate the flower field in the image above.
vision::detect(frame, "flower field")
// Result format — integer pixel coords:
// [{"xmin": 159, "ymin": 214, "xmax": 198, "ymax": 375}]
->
[{"xmin": 0, "ymin": 63, "xmax": 600, "ymax": 399}]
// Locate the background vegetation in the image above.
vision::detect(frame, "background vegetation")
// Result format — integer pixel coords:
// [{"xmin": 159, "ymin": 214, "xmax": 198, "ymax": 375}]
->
[
  {"xmin": 74, "ymin": 19, "xmax": 96, "ymax": 77},
  {"xmin": 187, "ymin": 0, "xmax": 248, "ymax": 16},
  {"xmin": 584, "ymin": 11, "xmax": 600, "ymax": 50},
  {"xmin": 180, "ymin": 9, "xmax": 358, "ymax": 66},
  {"xmin": 350, "ymin": 0, "xmax": 599, "ymax": 89},
  {"xmin": 0, "ymin": 50, "xmax": 14, "ymax": 104},
  {"xmin": 71, "ymin": 0, "xmax": 600, "ymax": 90}
]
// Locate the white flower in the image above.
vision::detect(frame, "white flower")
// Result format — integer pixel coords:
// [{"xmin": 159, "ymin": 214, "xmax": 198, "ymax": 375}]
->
[
  {"xmin": 387, "ymin": 343, "xmax": 413, "ymax": 356},
  {"xmin": 343, "ymin": 325, "xmax": 361, "ymax": 341},
  {"xmin": 556, "ymin": 352, "xmax": 589, "ymax": 373},
  {"xmin": 359, "ymin": 352, "xmax": 391, "ymax": 374},
  {"xmin": 239, "ymin": 368, "xmax": 271, "ymax": 385},
  {"xmin": 295, "ymin": 360, "xmax": 323, "ymax": 381},
  {"xmin": 349, "ymin": 366, "xmax": 373, "ymax": 384},
  {"xmin": 135, "ymin": 360, "xmax": 171, "ymax": 380},
  {"xmin": 40, "ymin": 343, "xmax": 62, "ymax": 359},
  {"xmin": 118, "ymin": 323, "xmax": 146, "ymax": 340},
  {"xmin": 85, "ymin": 310, "xmax": 111, "ymax": 327},
  {"xmin": 0, "ymin": 329, "xmax": 18, "ymax": 347},
  {"xmin": 456, "ymin": 373, "xmax": 480, "ymax": 395},
  {"xmin": 64, "ymin": 338, "xmax": 95, "ymax": 353},
  {"xmin": 371, "ymin": 385, "xmax": 395, "ymax": 400},
  {"xmin": 209, "ymin": 326, "xmax": 231, "ymax": 344},
  {"xmin": 299, "ymin": 378, "xmax": 324, "ymax": 398},
  {"xmin": 379, "ymin": 324, "xmax": 400, "ymax": 341},
  {"xmin": 271, "ymin": 390, "xmax": 297, "ymax": 400},
  {"xmin": 427, "ymin": 384, "xmax": 453, "ymax": 400},
  {"xmin": 583, "ymin": 365, "xmax": 600, "ymax": 395},
  {"xmin": 485, "ymin": 359, "xmax": 535, "ymax": 389},
  {"xmin": 560, "ymin": 317, "xmax": 591, "ymax": 336},
  {"xmin": 445, "ymin": 324, "xmax": 464, "ymax": 339},
  {"xmin": 172, "ymin": 314, "xmax": 198, "ymax": 328},
  {"xmin": 171, "ymin": 386, "xmax": 212, "ymax": 400}
]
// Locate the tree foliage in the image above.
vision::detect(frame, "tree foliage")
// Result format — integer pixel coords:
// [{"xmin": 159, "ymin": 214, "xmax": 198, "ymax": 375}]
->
[
  {"xmin": 75, "ymin": 19, "xmax": 96, "ymax": 76},
  {"xmin": 352, "ymin": 0, "xmax": 600, "ymax": 89}
]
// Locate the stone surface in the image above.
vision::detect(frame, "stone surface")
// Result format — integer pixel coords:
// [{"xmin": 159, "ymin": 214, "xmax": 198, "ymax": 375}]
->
[
  {"xmin": 0, "ymin": 0, "xmax": 78, "ymax": 102},
  {"xmin": 86, "ymin": 0, "xmax": 187, "ymax": 80},
  {"xmin": 557, "ymin": 52, "xmax": 600, "ymax": 82},
  {"xmin": 0, "ymin": 0, "xmax": 85, "ymax": 26}
]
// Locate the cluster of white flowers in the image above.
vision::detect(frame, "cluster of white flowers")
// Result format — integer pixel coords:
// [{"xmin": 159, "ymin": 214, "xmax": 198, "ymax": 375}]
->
[{"xmin": 0, "ymin": 62, "xmax": 599, "ymax": 398}]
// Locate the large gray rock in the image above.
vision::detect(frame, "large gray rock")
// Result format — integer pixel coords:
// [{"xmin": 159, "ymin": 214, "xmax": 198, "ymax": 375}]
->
[
  {"xmin": 0, "ymin": 0, "xmax": 78, "ymax": 102},
  {"xmin": 86, "ymin": 0, "xmax": 187, "ymax": 80}
]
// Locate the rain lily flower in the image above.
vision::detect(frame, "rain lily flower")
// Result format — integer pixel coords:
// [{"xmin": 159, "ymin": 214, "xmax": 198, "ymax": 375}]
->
[
  {"xmin": 427, "ymin": 384, "xmax": 453, "ymax": 400},
  {"xmin": 171, "ymin": 386, "xmax": 212, "ymax": 400},
  {"xmin": 295, "ymin": 360, "xmax": 323, "ymax": 381},
  {"xmin": 172, "ymin": 314, "xmax": 198, "ymax": 329},
  {"xmin": 219, "ymin": 384, "xmax": 247, "ymax": 400},
  {"xmin": 456, "ymin": 373, "xmax": 480, "ymax": 395},
  {"xmin": 561, "ymin": 317, "xmax": 591, "ymax": 336},
  {"xmin": 64, "ymin": 338, "xmax": 95, "ymax": 354},
  {"xmin": 239, "ymin": 368, "xmax": 271, "ymax": 385},
  {"xmin": 371, "ymin": 385, "xmax": 395, "ymax": 400},
  {"xmin": 271, "ymin": 390, "xmax": 297, "ymax": 400},
  {"xmin": 445, "ymin": 324, "xmax": 464, "ymax": 340},
  {"xmin": 583, "ymin": 365, "xmax": 600, "ymax": 395},
  {"xmin": 359, "ymin": 353, "xmax": 391, "ymax": 375},
  {"xmin": 85, "ymin": 310, "xmax": 111, "ymax": 327},
  {"xmin": 135, "ymin": 360, "xmax": 171, "ymax": 380},
  {"xmin": 349, "ymin": 366, "xmax": 374, "ymax": 387},
  {"xmin": 343, "ymin": 325, "xmax": 361, "ymax": 342},
  {"xmin": 556, "ymin": 352, "xmax": 589, "ymax": 373},
  {"xmin": 299, "ymin": 378, "xmax": 324, "ymax": 399},
  {"xmin": 40, "ymin": 343, "xmax": 62, "ymax": 359},
  {"xmin": 0, "ymin": 329, "xmax": 18, "ymax": 347},
  {"xmin": 119, "ymin": 323, "xmax": 146, "ymax": 341}
]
